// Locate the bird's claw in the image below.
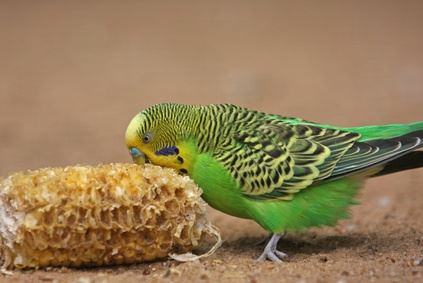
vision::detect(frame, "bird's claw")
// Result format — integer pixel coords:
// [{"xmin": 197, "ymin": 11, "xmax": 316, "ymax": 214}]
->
[
  {"xmin": 257, "ymin": 246, "xmax": 288, "ymax": 263},
  {"xmin": 256, "ymin": 233, "xmax": 288, "ymax": 263},
  {"xmin": 274, "ymin": 250, "xmax": 288, "ymax": 259}
]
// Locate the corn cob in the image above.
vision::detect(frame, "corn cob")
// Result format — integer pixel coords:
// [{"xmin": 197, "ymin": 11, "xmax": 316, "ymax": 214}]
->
[{"xmin": 0, "ymin": 163, "xmax": 214, "ymax": 269}]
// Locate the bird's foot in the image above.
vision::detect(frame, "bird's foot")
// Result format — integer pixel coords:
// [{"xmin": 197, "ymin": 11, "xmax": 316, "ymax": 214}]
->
[{"xmin": 256, "ymin": 233, "xmax": 288, "ymax": 263}]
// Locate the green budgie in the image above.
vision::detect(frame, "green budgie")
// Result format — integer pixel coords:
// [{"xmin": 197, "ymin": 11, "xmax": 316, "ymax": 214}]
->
[{"xmin": 125, "ymin": 103, "xmax": 423, "ymax": 262}]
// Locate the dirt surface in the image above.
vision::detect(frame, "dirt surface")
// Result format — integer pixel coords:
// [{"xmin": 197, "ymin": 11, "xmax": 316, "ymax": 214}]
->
[{"xmin": 1, "ymin": 1, "xmax": 422, "ymax": 282}]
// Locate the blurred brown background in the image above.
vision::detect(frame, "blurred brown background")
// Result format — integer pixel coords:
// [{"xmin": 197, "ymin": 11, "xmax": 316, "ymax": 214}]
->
[
  {"xmin": 1, "ymin": 0, "xmax": 422, "ymax": 176},
  {"xmin": 1, "ymin": 1, "xmax": 423, "ymax": 282}
]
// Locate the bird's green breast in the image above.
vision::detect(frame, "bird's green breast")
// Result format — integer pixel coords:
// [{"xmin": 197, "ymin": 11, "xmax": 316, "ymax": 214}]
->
[{"xmin": 191, "ymin": 152, "xmax": 252, "ymax": 219}]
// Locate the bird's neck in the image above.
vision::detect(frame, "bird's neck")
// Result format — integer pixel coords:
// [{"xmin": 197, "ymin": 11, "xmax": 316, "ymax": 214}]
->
[{"xmin": 187, "ymin": 105, "xmax": 234, "ymax": 153}]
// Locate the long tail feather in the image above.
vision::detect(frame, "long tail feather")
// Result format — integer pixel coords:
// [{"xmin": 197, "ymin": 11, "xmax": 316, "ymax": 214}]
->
[{"xmin": 374, "ymin": 151, "xmax": 423, "ymax": 176}]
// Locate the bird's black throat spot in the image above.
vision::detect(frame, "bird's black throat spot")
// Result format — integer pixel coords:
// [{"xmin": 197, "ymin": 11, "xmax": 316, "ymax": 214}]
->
[
  {"xmin": 179, "ymin": 168, "xmax": 188, "ymax": 174},
  {"xmin": 177, "ymin": 156, "xmax": 184, "ymax": 164}
]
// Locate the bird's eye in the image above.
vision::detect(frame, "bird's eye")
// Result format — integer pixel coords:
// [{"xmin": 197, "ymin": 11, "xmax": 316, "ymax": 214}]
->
[{"xmin": 142, "ymin": 133, "xmax": 152, "ymax": 144}]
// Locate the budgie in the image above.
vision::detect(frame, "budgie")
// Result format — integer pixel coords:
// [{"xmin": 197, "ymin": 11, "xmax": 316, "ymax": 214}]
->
[{"xmin": 125, "ymin": 103, "xmax": 423, "ymax": 262}]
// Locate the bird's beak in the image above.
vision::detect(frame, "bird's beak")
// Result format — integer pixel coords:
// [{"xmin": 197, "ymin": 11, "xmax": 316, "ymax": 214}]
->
[{"xmin": 129, "ymin": 147, "xmax": 150, "ymax": 165}]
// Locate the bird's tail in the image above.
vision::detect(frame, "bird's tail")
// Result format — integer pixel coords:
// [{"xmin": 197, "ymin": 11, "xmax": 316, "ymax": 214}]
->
[
  {"xmin": 374, "ymin": 151, "xmax": 423, "ymax": 176},
  {"xmin": 330, "ymin": 121, "xmax": 423, "ymax": 178}
]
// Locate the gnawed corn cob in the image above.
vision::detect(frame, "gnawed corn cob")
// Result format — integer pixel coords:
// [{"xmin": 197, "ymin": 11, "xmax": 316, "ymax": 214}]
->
[{"xmin": 0, "ymin": 163, "xmax": 215, "ymax": 269}]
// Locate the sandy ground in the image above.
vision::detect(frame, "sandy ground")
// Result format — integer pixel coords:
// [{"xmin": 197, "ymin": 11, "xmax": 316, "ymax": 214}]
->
[{"xmin": 1, "ymin": 1, "xmax": 422, "ymax": 282}]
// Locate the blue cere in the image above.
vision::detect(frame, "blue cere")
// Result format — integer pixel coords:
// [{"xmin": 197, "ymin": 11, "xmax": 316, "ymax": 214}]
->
[
  {"xmin": 155, "ymin": 146, "xmax": 179, "ymax": 156},
  {"xmin": 129, "ymin": 147, "xmax": 143, "ymax": 158}
]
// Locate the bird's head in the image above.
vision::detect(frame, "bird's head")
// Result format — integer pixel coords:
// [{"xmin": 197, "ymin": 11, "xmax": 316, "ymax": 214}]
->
[{"xmin": 125, "ymin": 103, "xmax": 195, "ymax": 173}]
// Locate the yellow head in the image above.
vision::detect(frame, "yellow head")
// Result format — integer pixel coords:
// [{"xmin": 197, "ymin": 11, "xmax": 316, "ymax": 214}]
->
[{"xmin": 125, "ymin": 103, "xmax": 196, "ymax": 174}]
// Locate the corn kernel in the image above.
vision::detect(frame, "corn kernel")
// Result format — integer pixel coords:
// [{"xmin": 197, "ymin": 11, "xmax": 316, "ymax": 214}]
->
[{"xmin": 0, "ymin": 163, "xmax": 211, "ymax": 269}]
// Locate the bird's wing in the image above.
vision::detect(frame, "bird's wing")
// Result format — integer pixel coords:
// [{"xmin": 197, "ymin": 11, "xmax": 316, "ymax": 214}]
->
[{"xmin": 213, "ymin": 121, "xmax": 360, "ymax": 200}]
